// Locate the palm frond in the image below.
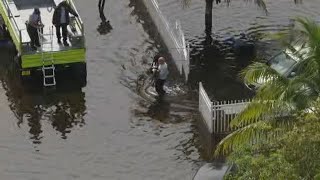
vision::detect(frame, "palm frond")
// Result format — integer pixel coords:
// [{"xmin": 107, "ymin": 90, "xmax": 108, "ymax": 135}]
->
[
  {"xmin": 295, "ymin": 18, "xmax": 320, "ymax": 49},
  {"xmin": 230, "ymin": 100, "xmax": 268, "ymax": 127},
  {"xmin": 215, "ymin": 121, "xmax": 270, "ymax": 155},
  {"xmin": 216, "ymin": 17, "xmax": 320, "ymax": 159},
  {"xmin": 255, "ymin": 77, "xmax": 289, "ymax": 100},
  {"xmin": 215, "ymin": 116, "xmax": 296, "ymax": 156},
  {"xmin": 231, "ymin": 98, "xmax": 293, "ymax": 128},
  {"xmin": 241, "ymin": 62, "xmax": 283, "ymax": 85}
]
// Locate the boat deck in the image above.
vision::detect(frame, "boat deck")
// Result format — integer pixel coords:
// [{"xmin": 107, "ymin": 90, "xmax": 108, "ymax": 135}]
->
[
  {"xmin": 19, "ymin": 8, "xmax": 82, "ymax": 53},
  {"xmin": 1, "ymin": 0, "xmax": 86, "ymax": 69},
  {"xmin": 7, "ymin": 0, "xmax": 84, "ymax": 54}
]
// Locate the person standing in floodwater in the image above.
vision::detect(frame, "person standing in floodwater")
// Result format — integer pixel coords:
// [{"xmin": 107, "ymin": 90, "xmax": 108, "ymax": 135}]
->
[{"xmin": 153, "ymin": 57, "xmax": 169, "ymax": 97}]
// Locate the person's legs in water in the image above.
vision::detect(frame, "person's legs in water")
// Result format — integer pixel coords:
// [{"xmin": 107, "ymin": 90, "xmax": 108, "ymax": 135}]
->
[
  {"xmin": 155, "ymin": 79, "xmax": 166, "ymax": 97},
  {"xmin": 61, "ymin": 23, "xmax": 69, "ymax": 46},
  {"xmin": 159, "ymin": 79, "xmax": 166, "ymax": 96},
  {"xmin": 55, "ymin": 25, "xmax": 62, "ymax": 44},
  {"xmin": 155, "ymin": 79, "xmax": 161, "ymax": 95}
]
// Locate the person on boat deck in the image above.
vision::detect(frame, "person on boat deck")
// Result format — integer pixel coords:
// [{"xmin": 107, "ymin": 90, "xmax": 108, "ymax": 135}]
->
[
  {"xmin": 153, "ymin": 57, "xmax": 169, "ymax": 97},
  {"xmin": 26, "ymin": 8, "xmax": 43, "ymax": 50},
  {"xmin": 52, "ymin": 0, "xmax": 78, "ymax": 46}
]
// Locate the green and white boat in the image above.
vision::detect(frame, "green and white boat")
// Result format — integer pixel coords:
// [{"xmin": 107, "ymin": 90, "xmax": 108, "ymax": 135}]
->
[{"xmin": 0, "ymin": 0, "xmax": 86, "ymax": 86}]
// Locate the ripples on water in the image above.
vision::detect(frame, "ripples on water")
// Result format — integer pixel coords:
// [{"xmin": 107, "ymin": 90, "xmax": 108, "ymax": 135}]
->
[
  {"xmin": 158, "ymin": 0, "xmax": 320, "ymax": 100},
  {"xmin": 0, "ymin": 0, "xmax": 206, "ymax": 179},
  {"xmin": 1, "ymin": 0, "xmax": 320, "ymax": 179}
]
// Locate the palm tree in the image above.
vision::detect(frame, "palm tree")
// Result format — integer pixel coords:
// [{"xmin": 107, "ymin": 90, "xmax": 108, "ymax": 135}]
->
[{"xmin": 215, "ymin": 18, "xmax": 320, "ymax": 155}]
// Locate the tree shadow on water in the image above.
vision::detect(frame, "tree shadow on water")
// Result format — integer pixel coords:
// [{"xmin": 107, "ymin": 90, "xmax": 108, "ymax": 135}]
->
[
  {"xmin": 188, "ymin": 32, "xmax": 255, "ymax": 100},
  {"xmin": 146, "ymin": 99, "xmax": 171, "ymax": 121}
]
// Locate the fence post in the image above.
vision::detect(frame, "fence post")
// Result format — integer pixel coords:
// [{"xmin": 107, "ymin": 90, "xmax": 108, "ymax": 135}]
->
[
  {"xmin": 212, "ymin": 101, "xmax": 215, "ymax": 133},
  {"xmin": 210, "ymin": 101, "xmax": 213, "ymax": 133}
]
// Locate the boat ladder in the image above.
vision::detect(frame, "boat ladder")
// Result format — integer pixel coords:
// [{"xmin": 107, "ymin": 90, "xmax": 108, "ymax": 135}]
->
[{"xmin": 38, "ymin": 26, "xmax": 56, "ymax": 87}]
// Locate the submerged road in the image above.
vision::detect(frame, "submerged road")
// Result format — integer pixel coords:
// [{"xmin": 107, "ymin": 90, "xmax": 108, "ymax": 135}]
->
[{"xmin": 0, "ymin": 0, "xmax": 206, "ymax": 179}]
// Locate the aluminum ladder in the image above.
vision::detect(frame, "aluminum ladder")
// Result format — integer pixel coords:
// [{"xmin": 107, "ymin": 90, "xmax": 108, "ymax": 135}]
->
[{"xmin": 38, "ymin": 26, "xmax": 56, "ymax": 87}]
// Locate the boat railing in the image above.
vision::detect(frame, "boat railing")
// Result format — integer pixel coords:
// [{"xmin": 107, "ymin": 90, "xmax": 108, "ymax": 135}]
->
[
  {"xmin": 2, "ymin": 0, "xmax": 22, "ymax": 50},
  {"xmin": 67, "ymin": 0, "xmax": 84, "ymax": 35}
]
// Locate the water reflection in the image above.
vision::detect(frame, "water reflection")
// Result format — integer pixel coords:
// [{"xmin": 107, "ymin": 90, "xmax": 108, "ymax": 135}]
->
[
  {"xmin": 97, "ymin": 0, "xmax": 112, "ymax": 35},
  {"xmin": 97, "ymin": 20, "xmax": 112, "ymax": 35},
  {"xmin": 188, "ymin": 33, "xmax": 255, "ymax": 100},
  {"xmin": 0, "ymin": 48, "xmax": 86, "ymax": 144},
  {"xmin": 131, "ymin": 98, "xmax": 207, "ymax": 164},
  {"xmin": 128, "ymin": 0, "xmax": 167, "ymax": 55},
  {"xmin": 145, "ymin": 100, "xmax": 170, "ymax": 121}
]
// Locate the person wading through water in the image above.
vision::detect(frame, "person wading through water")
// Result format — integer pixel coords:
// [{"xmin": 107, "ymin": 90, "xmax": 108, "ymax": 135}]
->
[
  {"xmin": 52, "ymin": 0, "xmax": 78, "ymax": 46},
  {"xmin": 152, "ymin": 57, "xmax": 169, "ymax": 98},
  {"xmin": 26, "ymin": 8, "xmax": 44, "ymax": 50}
]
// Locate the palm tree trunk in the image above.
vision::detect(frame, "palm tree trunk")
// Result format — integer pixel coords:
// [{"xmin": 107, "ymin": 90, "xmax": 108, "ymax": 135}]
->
[{"xmin": 205, "ymin": 0, "xmax": 213, "ymax": 34}]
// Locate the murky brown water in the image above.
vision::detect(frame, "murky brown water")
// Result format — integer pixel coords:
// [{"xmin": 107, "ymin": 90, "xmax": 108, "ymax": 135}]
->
[
  {"xmin": 0, "ymin": 0, "xmax": 204, "ymax": 179},
  {"xmin": 158, "ymin": 0, "xmax": 320, "ymax": 100},
  {"xmin": 1, "ymin": 0, "xmax": 320, "ymax": 179}
]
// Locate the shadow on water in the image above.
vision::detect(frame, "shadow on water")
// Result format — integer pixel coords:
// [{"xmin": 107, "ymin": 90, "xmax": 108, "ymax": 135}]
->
[
  {"xmin": 188, "ymin": 33, "xmax": 255, "ymax": 100},
  {"xmin": 97, "ymin": 20, "xmax": 113, "ymax": 35},
  {"xmin": 0, "ymin": 47, "xmax": 86, "ymax": 144},
  {"xmin": 119, "ymin": 0, "xmax": 212, "ymax": 165}
]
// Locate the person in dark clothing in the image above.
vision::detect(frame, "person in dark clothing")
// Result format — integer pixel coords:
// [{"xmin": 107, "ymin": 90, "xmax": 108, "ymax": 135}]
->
[
  {"xmin": 149, "ymin": 54, "xmax": 160, "ymax": 74},
  {"xmin": 26, "ymin": 8, "xmax": 43, "ymax": 50},
  {"xmin": 52, "ymin": 1, "xmax": 78, "ymax": 46}
]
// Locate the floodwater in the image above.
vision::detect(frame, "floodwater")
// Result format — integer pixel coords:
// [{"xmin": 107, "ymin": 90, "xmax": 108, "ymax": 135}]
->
[
  {"xmin": 0, "ymin": 0, "xmax": 203, "ymax": 179},
  {"xmin": 158, "ymin": 0, "xmax": 320, "ymax": 100},
  {"xmin": 1, "ymin": 0, "xmax": 320, "ymax": 179}
]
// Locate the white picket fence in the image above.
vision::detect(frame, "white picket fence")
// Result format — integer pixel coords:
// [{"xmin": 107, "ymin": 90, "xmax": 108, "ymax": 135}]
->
[
  {"xmin": 212, "ymin": 99, "xmax": 251, "ymax": 134},
  {"xmin": 142, "ymin": 0, "xmax": 190, "ymax": 81},
  {"xmin": 199, "ymin": 82, "xmax": 214, "ymax": 133},
  {"xmin": 199, "ymin": 82, "xmax": 251, "ymax": 134}
]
